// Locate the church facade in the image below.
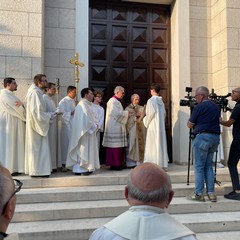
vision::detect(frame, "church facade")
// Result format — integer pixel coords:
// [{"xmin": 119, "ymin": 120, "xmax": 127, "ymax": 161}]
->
[{"xmin": 1, "ymin": 0, "xmax": 239, "ymax": 164}]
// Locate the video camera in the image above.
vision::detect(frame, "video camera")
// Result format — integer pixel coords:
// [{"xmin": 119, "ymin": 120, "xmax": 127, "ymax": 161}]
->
[
  {"xmin": 209, "ymin": 89, "xmax": 231, "ymax": 112},
  {"xmin": 180, "ymin": 87, "xmax": 231, "ymax": 112},
  {"xmin": 179, "ymin": 87, "xmax": 196, "ymax": 109}
]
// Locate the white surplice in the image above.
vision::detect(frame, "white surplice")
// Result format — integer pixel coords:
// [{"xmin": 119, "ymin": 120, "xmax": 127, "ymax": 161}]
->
[
  {"xmin": 143, "ymin": 96, "xmax": 169, "ymax": 168},
  {"xmin": 43, "ymin": 94, "xmax": 59, "ymax": 169},
  {"xmin": 25, "ymin": 85, "xmax": 52, "ymax": 176},
  {"xmin": 0, "ymin": 89, "xmax": 26, "ymax": 173},
  {"xmin": 102, "ymin": 97, "xmax": 128, "ymax": 148},
  {"xmin": 66, "ymin": 99, "xmax": 100, "ymax": 173},
  {"xmin": 58, "ymin": 96, "xmax": 75, "ymax": 165},
  {"xmin": 89, "ymin": 205, "xmax": 197, "ymax": 240},
  {"xmin": 91, "ymin": 103, "xmax": 105, "ymax": 150}
]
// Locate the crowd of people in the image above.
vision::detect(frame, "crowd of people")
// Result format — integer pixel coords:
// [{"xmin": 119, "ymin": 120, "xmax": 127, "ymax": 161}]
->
[
  {"xmin": 1, "ymin": 75, "xmax": 240, "ymax": 203},
  {"xmin": 0, "ymin": 75, "xmax": 169, "ymax": 178},
  {"xmin": 1, "ymin": 75, "xmax": 240, "ymax": 239},
  {"xmin": 0, "ymin": 77, "xmax": 239, "ymax": 175}
]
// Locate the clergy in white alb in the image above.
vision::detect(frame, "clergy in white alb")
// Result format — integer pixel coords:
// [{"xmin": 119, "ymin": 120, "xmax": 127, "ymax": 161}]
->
[
  {"xmin": 0, "ymin": 78, "xmax": 26, "ymax": 174},
  {"xmin": 102, "ymin": 86, "xmax": 134, "ymax": 169},
  {"xmin": 25, "ymin": 74, "xmax": 52, "ymax": 177},
  {"xmin": 58, "ymin": 86, "xmax": 76, "ymax": 169},
  {"xmin": 143, "ymin": 83, "xmax": 169, "ymax": 169},
  {"xmin": 43, "ymin": 82, "xmax": 60, "ymax": 170},
  {"xmin": 92, "ymin": 90, "xmax": 105, "ymax": 151},
  {"xmin": 90, "ymin": 163, "xmax": 197, "ymax": 240},
  {"xmin": 66, "ymin": 88, "xmax": 100, "ymax": 175}
]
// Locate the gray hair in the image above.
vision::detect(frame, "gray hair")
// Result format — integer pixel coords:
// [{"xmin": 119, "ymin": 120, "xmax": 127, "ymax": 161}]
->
[
  {"xmin": 131, "ymin": 94, "xmax": 140, "ymax": 102},
  {"xmin": 127, "ymin": 173, "xmax": 172, "ymax": 203},
  {"xmin": 114, "ymin": 86, "xmax": 125, "ymax": 94},
  {"xmin": 234, "ymin": 87, "xmax": 240, "ymax": 93},
  {"xmin": 0, "ymin": 165, "xmax": 14, "ymax": 215},
  {"xmin": 196, "ymin": 86, "xmax": 209, "ymax": 97}
]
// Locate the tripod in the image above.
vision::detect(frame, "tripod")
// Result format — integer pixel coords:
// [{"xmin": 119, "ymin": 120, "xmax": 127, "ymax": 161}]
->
[
  {"xmin": 214, "ymin": 149, "xmax": 221, "ymax": 186},
  {"xmin": 186, "ymin": 128, "xmax": 194, "ymax": 185}
]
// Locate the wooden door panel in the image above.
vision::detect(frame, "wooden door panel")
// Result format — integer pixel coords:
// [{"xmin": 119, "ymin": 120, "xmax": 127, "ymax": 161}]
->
[{"xmin": 89, "ymin": 0, "xmax": 172, "ymax": 160}]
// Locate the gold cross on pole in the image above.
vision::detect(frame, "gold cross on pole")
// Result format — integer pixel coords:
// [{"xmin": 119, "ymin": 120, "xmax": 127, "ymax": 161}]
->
[{"xmin": 69, "ymin": 52, "xmax": 84, "ymax": 101}]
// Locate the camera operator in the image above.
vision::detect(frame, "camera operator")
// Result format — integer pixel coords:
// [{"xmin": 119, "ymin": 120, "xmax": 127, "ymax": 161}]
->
[
  {"xmin": 220, "ymin": 87, "xmax": 240, "ymax": 201},
  {"xmin": 186, "ymin": 86, "xmax": 220, "ymax": 202}
]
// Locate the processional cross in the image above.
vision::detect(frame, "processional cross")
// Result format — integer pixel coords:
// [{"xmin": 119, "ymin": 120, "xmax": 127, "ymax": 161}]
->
[{"xmin": 69, "ymin": 52, "xmax": 84, "ymax": 101}]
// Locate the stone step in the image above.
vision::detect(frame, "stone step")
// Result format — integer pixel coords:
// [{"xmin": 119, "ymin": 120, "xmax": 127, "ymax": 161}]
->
[
  {"xmin": 197, "ymin": 231, "xmax": 240, "ymax": 240},
  {"xmin": 16, "ymin": 182, "xmax": 233, "ymax": 204},
  {"xmin": 16, "ymin": 164, "xmax": 231, "ymax": 188},
  {"xmin": 13, "ymin": 196, "xmax": 240, "ymax": 223},
  {"xmin": 9, "ymin": 212, "xmax": 240, "ymax": 240},
  {"xmin": 9, "ymin": 164, "xmax": 239, "ymax": 240}
]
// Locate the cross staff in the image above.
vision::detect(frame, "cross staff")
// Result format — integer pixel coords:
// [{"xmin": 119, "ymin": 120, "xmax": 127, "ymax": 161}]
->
[{"xmin": 69, "ymin": 52, "xmax": 84, "ymax": 101}]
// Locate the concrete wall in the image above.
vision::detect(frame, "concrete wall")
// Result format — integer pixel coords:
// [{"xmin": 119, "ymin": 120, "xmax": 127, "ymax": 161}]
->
[
  {"xmin": 0, "ymin": 0, "xmax": 44, "ymax": 100},
  {"xmin": 171, "ymin": 0, "xmax": 191, "ymax": 164},
  {"xmin": 210, "ymin": 0, "xmax": 240, "ymax": 162},
  {"xmin": 44, "ymin": 0, "xmax": 76, "ymax": 100},
  {"xmin": 190, "ymin": 0, "xmax": 212, "ymax": 91}
]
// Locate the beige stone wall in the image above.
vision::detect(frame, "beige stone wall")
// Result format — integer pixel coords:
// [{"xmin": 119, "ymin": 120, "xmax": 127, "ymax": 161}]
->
[
  {"xmin": 44, "ymin": 0, "xmax": 76, "ymax": 100},
  {"xmin": 211, "ymin": 0, "xmax": 240, "ymax": 162},
  {"xmin": 189, "ymin": 0, "xmax": 212, "ymax": 93},
  {"xmin": 0, "ymin": 0, "xmax": 44, "ymax": 101},
  {"xmin": 189, "ymin": 0, "xmax": 240, "ymax": 163}
]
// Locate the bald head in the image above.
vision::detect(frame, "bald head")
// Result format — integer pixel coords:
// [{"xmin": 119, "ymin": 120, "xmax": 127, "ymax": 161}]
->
[
  {"xmin": 0, "ymin": 165, "xmax": 12, "ymax": 178},
  {"xmin": 126, "ymin": 163, "xmax": 173, "ymax": 208},
  {"xmin": 131, "ymin": 162, "xmax": 169, "ymax": 192}
]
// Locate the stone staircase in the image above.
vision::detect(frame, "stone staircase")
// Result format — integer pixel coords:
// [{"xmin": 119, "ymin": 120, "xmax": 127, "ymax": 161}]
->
[{"xmin": 8, "ymin": 164, "xmax": 240, "ymax": 240}]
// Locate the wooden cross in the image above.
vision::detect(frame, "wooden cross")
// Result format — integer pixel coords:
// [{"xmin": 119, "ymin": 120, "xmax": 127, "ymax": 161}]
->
[{"xmin": 69, "ymin": 52, "xmax": 84, "ymax": 101}]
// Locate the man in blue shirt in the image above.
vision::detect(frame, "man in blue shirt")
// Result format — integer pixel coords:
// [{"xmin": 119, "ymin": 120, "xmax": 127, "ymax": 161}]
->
[
  {"xmin": 186, "ymin": 86, "xmax": 220, "ymax": 202},
  {"xmin": 220, "ymin": 87, "xmax": 240, "ymax": 201}
]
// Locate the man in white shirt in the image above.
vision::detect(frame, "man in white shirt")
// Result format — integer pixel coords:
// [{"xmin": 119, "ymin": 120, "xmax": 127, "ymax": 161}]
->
[
  {"xmin": 90, "ymin": 162, "xmax": 197, "ymax": 240},
  {"xmin": 58, "ymin": 86, "xmax": 76, "ymax": 171},
  {"xmin": 0, "ymin": 78, "xmax": 25, "ymax": 175}
]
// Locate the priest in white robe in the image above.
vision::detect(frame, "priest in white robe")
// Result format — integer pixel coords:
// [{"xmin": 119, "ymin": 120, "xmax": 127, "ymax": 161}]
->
[
  {"xmin": 58, "ymin": 86, "xmax": 76, "ymax": 170},
  {"xmin": 66, "ymin": 88, "xmax": 100, "ymax": 175},
  {"xmin": 143, "ymin": 83, "xmax": 169, "ymax": 170},
  {"xmin": 0, "ymin": 78, "xmax": 26, "ymax": 174},
  {"xmin": 25, "ymin": 74, "xmax": 53, "ymax": 177},
  {"xmin": 90, "ymin": 163, "xmax": 197, "ymax": 240},
  {"xmin": 92, "ymin": 90, "xmax": 105, "ymax": 151},
  {"xmin": 102, "ymin": 86, "xmax": 134, "ymax": 170},
  {"xmin": 43, "ymin": 82, "xmax": 60, "ymax": 171}
]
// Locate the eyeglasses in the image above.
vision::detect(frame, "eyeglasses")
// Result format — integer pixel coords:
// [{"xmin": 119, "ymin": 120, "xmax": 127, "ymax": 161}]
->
[{"xmin": 1, "ymin": 179, "xmax": 23, "ymax": 215}]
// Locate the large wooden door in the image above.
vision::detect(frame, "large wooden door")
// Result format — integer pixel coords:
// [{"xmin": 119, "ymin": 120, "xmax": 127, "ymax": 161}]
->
[{"xmin": 89, "ymin": 0, "xmax": 172, "ymax": 161}]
